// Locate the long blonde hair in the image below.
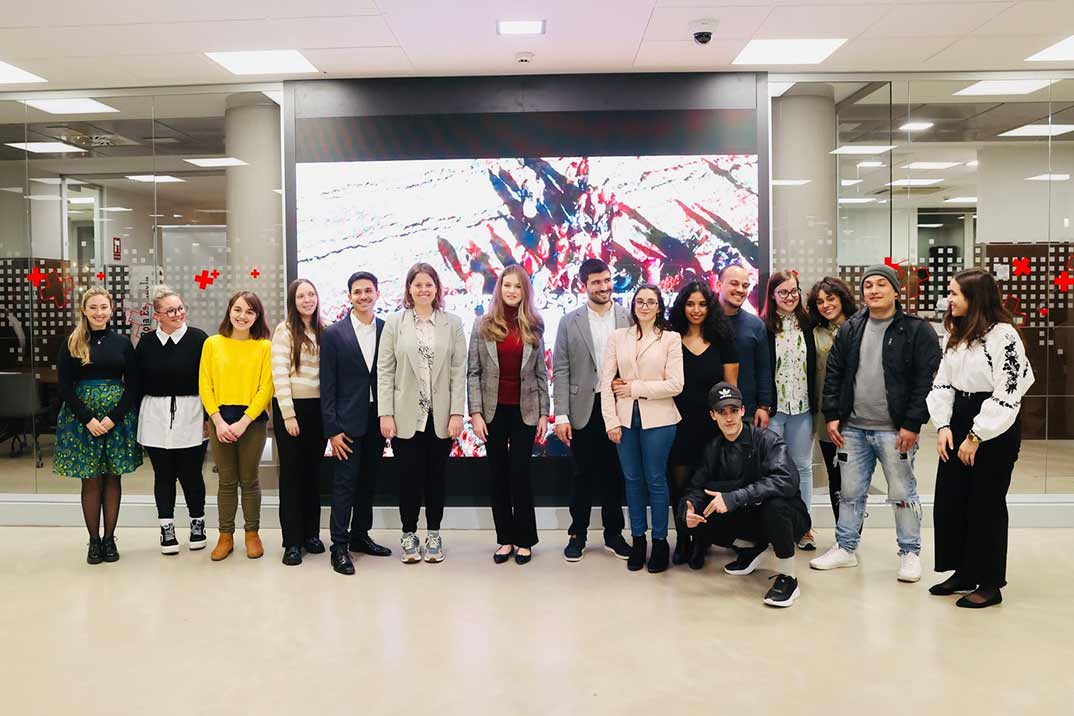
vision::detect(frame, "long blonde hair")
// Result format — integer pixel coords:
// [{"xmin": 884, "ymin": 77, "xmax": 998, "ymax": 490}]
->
[
  {"xmin": 68, "ymin": 287, "xmax": 112, "ymax": 365},
  {"xmin": 479, "ymin": 265, "xmax": 543, "ymax": 345}
]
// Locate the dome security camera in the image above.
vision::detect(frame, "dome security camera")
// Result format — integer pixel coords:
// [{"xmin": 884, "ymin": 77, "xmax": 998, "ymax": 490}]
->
[{"xmin": 689, "ymin": 19, "xmax": 718, "ymax": 45}]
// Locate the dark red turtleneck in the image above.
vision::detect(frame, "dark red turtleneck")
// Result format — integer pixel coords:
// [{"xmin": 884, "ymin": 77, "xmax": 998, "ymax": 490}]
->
[{"xmin": 496, "ymin": 305, "xmax": 524, "ymax": 405}]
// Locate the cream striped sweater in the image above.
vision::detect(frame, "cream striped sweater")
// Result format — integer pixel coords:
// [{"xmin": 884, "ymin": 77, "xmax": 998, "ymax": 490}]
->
[{"xmin": 271, "ymin": 321, "xmax": 320, "ymax": 419}]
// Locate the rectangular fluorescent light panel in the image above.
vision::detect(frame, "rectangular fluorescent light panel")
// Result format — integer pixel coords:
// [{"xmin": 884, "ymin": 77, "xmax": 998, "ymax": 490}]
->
[
  {"xmin": 733, "ymin": 39, "xmax": 846, "ymax": 65},
  {"xmin": 205, "ymin": 50, "xmax": 317, "ymax": 75},
  {"xmin": 838, "ymin": 198, "xmax": 876, "ymax": 204},
  {"xmin": 769, "ymin": 82, "xmax": 795, "ymax": 98},
  {"xmin": 0, "ymin": 60, "xmax": 46, "ymax": 84},
  {"xmin": 944, "ymin": 197, "xmax": 977, "ymax": 203},
  {"xmin": 25, "ymin": 195, "xmax": 60, "ymax": 201},
  {"xmin": 127, "ymin": 175, "xmax": 185, "ymax": 183},
  {"xmin": 887, "ymin": 179, "xmax": 944, "ymax": 187},
  {"xmin": 101, "ymin": 207, "xmax": 132, "ymax": 212},
  {"xmin": 21, "ymin": 98, "xmax": 118, "ymax": 114},
  {"xmin": 832, "ymin": 145, "xmax": 896, "ymax": 155},
  {"xmin": 497, "ymin": 20, "xmax": 546, "ymax": 35},
  {"xmin": 184, "ymin": 157, "xmax": 247, "ymax": 167},
  {"xmin": 67, "ymin": 197, "xmax": 95, "ymax": 204},
  {"xmin": 1026, "ymin": 35, "xmax": 1074, "ymax": 62},
  {"xmin": 772, "ymin": 179, "xmax": 811, "ymax": 186},
  {"xmin": 5, "ymin": 142, "xmax": 85, "ymax": 154},
  {"xmin": 901, "ymin": 162, "xmax": 961, "ymax": 170},
  {"xmin": 1025, "ymin": 174, "xmax": 1070, "ymax": 181},
  {"xmin": 30, "ymin": 177, "xmax": 85, "ymax": 185},
  {"xmin": 841, "ymin": 179, "xmax": 863, "ymax": 187},
  {"xmin": 900, "ymin": 121, "xmax": 934, "ymax": 132},
  {"xmin": 917, "ymin": 223, "xmax": 944, "ymax": 228},
  {"xmin": 966, "ymin": 160, "xmax": 979, "ymax": 168},
  {"xmin": 857, "ymin": 161, "xmax": 886, "ymax": 168},
  {"xmin": 999, "ymin": 124, "xmax": 1074, "ymax": 137},
  {"xmin": 955, "ymin": 80, "xmax": 1056, "ymax": 96}
]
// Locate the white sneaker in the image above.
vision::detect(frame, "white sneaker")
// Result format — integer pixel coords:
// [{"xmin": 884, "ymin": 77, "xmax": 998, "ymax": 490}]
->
[
  {"xmin": 400, "ymin": 532, "xmax": 422, "ymax": 563},
  {"xmin": 809, "ymin": 544, "xmax": 858, "ymax": 571},
  {"xmin": 424, "ymin": 532, "xmax": 445, "ymax": 563},
  {"xmin": 898, "ymin": 552, "xmax": 922, "ymax": 583}
]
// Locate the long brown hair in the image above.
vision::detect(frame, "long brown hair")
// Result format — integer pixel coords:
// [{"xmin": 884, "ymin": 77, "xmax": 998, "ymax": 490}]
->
[
  {"xmin": 762, "ymin": 269, "xmax": 810, "ymax": 334},
  {"xmin": 944, "ymin": 268, "xmax": 1016, "ymax": 351},
  {"xmin": 285, "ymin": 279, "xmax": 323, "ymax": 374},
  {"xmin": 403, "ymin": 263, "xmax": 444, "ymax": 311},
  {"xmin": 479, "ymin": 265, "xmax": 543, "ymax": 345},
  {"xmin": 68, "ymin": 286, "xmax": 112, "ymax": 365},
  {"xmin": 218, "ymin": 291, "xmax": 271, "ymax": 340}
]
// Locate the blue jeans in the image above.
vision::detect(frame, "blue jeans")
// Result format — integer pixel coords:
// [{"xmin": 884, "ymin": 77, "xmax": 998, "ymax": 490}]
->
[
  {"xmin": 836, "ymin": 426, "xmax": 922, "ymax": 555},
  {"xmin": 768, "ymin": 410, "xmax": 815, "ymax": 517},
  {"xmin": 615, "ymin": 404, "xmax": 675, "ymax": 540}
]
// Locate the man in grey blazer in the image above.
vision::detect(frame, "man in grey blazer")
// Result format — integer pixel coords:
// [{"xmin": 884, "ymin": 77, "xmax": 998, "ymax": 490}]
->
[{"xmin": 553, "ymin": 258, "xmax": 632, "ymax": 561}]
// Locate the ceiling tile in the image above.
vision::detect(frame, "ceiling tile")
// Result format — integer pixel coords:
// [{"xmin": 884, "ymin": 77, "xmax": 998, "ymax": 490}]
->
[
  {"xmin": 0, "ymin": 1, "xmax": 381, "ymax": 28},
  {"xmin": 642, "ymin": 6, "xmax": 771, "ymax": 42},
  {"xmin": 863, "ymin": 2, "xmax": 1014, "ymax": 37},
  {"xmin": 824, "ymin": 36, "xmax": 959, "ymax": 69},
  {"xmin": 633, "ymin": 39, "xmax": 747, "ymax": 69},
  {"xmin": 301, "ymin": 47, "xmax": 414, "ymax": 75},
  {"xmin": 975, "ymin": 1, "xmax": 1074, "ymax": 35},
  {"xmin": 755, "ymin": 4, "xmax": 890, "ymax": 38},
  {"xmin": 928, "ymin": 34, "xmax": 1074, "ymax": 69}
]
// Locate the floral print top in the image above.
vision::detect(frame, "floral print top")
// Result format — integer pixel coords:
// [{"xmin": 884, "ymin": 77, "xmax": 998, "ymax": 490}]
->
[
  {"xmin": 775, "ymin": 314, "xmax": 810, "ymax": 416},
  {"xmin": 413, "ymin": 312, "xmax": 436, "ymax": 432}
]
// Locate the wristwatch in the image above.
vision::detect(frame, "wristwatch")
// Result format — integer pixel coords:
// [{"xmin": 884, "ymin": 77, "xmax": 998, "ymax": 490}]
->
[
  {"xmin": 967, "ymin": 431, "xmax": 981, "ymax": 444},
  {"xmin": 756, "ymin": 405, "xmax": 772, "ymax": 415}
]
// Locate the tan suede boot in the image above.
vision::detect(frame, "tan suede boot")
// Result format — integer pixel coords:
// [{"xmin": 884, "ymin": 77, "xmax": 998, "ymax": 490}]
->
[
  {"xmin": 211, "ymin": 533, "xmax": 234, "ymax": 561},
  {"xmin": 245, "ymin": 531, "xmax": 264, "ymax": 559}
]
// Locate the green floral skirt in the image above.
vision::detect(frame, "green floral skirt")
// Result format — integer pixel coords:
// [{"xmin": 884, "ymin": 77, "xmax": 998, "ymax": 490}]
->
[{"xmin": 54, "ymin": 379, "xmax": 143, "ymax": 479}]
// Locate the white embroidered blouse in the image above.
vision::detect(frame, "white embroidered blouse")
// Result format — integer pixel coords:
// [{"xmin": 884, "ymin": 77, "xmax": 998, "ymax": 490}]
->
[{"xmin": 926, "ymin": 322, "xmax": 1035, "ymax": 442}]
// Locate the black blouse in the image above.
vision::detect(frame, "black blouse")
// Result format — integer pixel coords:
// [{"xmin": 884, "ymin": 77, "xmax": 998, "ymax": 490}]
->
[
  {"xmin": 57, "ymin": 329, "xmax": 138, "ymax": 424},
  {"xmin": 674, "ymin": 339, "xmax": 740, "ymax": 419}
]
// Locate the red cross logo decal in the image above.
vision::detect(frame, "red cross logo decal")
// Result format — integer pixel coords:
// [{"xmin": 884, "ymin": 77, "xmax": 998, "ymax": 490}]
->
[
  {"xmin": 250, "ymin": 268, "xmax": 260, "ymax": 279},
  {"xmin": 26, "ymin": 265, "xmax": 46, "ymax": 287},
  {"xmin": 96, "ymin": 271, "xmax": 105, "ymax": 280},
  {"xmin": 1056, "ymin": 271, "xmax": 1074, "ymax": 293},
  {"xmin": 194, "ymin": 270, "xmax": 214, "ymax": 290},
  {"xmin": 1012, "ymin": 257, "xmax": 1031, "ymax": 276},
  {"xmin": 211, "ymin": 269, "xmax": 220, "ymax": 279}
]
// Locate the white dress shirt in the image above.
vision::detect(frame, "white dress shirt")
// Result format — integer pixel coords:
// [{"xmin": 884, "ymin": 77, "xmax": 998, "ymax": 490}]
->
[
  {"xmin": 137, "ymin": 323, "xmax": 205, "ymax": 449},
  {"xmin": 351, "ymin": 310, "xmax": 377, "ymax": 401},
  {"xmin": 587, "ymin": 304, "xmax": 616, "ymax": 393}
]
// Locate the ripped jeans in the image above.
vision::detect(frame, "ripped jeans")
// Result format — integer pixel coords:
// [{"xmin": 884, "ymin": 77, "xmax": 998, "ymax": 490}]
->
[{"xmin": 835, "ymin": 426, "xmax": 921, "ymax": 555}]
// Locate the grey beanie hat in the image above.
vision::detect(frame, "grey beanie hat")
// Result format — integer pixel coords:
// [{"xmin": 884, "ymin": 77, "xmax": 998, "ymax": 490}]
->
[{"xmin": 861, "ymin": 264, "xmax": 900, "ymax": 292}]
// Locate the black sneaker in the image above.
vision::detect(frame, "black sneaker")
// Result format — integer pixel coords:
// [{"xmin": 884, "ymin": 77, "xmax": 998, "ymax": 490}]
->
[
  {"xmin": 330, "ymin": 545, "xmax": 355, "ymax": 575},
  {"xmin": 724, "ymin": 545, "xmax": 766, "ymax": 576},
  {"xmin": 304, "ymin": 537, "xmax": 326, "ymax": 554},
  {"xmin": 604, "ymin": 535, "xmax": 631, "ymax": 560},
  {"xmin": 688, "ymin": 538, "xmax": 707, "ymax": 570},
  {"xmin": 627, "ymin": 536, "xmax": 647, "ymax": 572},
  {"xmin": 672, "ymin": 534, "xmax": 691, "ymax": 566},
  {"xmin": 87, "ymin": 537, "xmax": 104, "ymax": 565},
  {"xmin": 647, "ymin": 538, "xmax": 670, "ymax": 573},
  {"xmin": 189, "ymin": 518, "xmax": 207, "ymax": 551},
  {"xmin": 160, "ymin": 524, "xmax": 180, "ymax": 555},
  {"xmin": 282, "ymin": 546, "xmax": 303, "ymax": 566},
  {"xmin": 763, "ymin": 574, "xmax": 800, "ymax": 608},
  {"xmin": 563, "ymin": 536, "xmax": 586, "ymax": 562},
  {"xmin": 102, "ymin": 536, "xmax": 120, "ymax": 563}
]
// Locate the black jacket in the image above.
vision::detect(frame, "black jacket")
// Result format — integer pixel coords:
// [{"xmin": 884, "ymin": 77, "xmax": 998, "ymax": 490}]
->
[
  {"xmin": 821, "ymin": 305, "xmax": 941, "ymax": 434},
  {"xmin": 320, "ymin": 315, "xmax": 384, "ymax": 439},
  {"xmin": 766, "ymin": 315, "xmax": 818, "ymax": 415},
  {"xmin": 679, "ymin": 425, "xmax": 801, "ymax": 517}
]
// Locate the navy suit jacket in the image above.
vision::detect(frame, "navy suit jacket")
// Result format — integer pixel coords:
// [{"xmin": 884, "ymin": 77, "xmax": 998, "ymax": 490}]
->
[{"xmin": 320, "ymin": 314, "xmax": 384, "ymax": 438}]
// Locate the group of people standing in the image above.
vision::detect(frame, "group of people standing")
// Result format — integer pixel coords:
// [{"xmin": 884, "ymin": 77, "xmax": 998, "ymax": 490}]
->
[{"xmin": 54, "ymin": 256, "xmax": 1032, "ymax": 610}]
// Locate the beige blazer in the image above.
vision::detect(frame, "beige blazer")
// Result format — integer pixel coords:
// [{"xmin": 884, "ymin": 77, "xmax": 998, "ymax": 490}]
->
[
  {"xmin": 377, "ymin": 309, "xmax": 467, "ymax": 440},
  {"xmin": 600, "ymin": 327, "xmax": 684, "ymax": 431}
]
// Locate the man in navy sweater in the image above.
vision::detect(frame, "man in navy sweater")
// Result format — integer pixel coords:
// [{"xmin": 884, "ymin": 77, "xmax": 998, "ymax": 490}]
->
[{"xmin": 716, "ymin": 264, "xmax": 773, "ymax": 428}]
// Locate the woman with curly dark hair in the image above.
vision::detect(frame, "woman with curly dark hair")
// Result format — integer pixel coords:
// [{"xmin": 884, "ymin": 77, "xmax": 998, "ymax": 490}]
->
[{"xmin": 666, "ymin": 281, "xmax": 740, "ymax": 566}]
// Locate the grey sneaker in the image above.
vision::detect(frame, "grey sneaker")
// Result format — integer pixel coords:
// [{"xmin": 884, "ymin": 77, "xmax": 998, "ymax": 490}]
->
[
  {"xmin": 424, "ymin": 531, "xmax": 445, "ymax": 563},
  {"xmin": 400, "ymin": 532, "xmax": 422, "ymax": 564}
]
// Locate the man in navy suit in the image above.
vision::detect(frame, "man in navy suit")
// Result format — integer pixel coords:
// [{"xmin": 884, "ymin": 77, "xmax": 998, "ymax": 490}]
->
[{"xmin": 321, "ymin": 271, "xmax": 392, "ymax": 575}]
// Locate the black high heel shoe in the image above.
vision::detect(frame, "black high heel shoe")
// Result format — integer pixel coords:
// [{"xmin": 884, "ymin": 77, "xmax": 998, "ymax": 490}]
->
[
  {"xmin": 493, "ymin": 546, "xmax": 514, "ymax": 564},
  {"xmin": 672, "ymin": 534, "xmax": 691, "ymax": 566},
  {"xmin": 956, "ymin": 587, "xmax": 1003, "ymax": 609}
]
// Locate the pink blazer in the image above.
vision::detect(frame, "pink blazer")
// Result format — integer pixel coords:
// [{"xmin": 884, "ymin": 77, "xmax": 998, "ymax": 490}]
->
[{"xmin": 600, "ymin": 327, "xmax": 684, "ymax": 431}]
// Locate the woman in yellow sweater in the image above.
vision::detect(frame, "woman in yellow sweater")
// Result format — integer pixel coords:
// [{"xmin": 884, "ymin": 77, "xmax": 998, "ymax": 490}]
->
[{"xmin": 200, "ymin": 291, "xmax": 274, "ymax": 561}]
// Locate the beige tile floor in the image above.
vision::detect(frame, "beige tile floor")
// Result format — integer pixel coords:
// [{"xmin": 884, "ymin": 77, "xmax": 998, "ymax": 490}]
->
[{"xmin": 3, "ymin": 527, "xmax": 1073, "ymax": 716}]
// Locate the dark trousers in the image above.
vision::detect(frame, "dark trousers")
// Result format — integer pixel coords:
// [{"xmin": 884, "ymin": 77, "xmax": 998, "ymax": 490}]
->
[
  {"xmin": 934, "ymin": 392, "xmax": 1021, "ymax": 589},
  {"xmin": 690, "ymin": 496, "xmax": 810, "ymax": 560},
  {"xmin": 820, "ymin": 440, "xmax": 842, "ymax": 520},
  {"xmin": 146, "ymin": 443, "xmax": 207, "ymax": 520},
  {"xmin": 486, "ymin": 404, "xmax": 538, "ymax": 548},
  {"xmin": 567, "ymin": 394, "xmax": 626, "ymax": 542},
  {"xmin": 329, "ymin": 406, "xmax": 384, "ymax": 547},
  {"xmin": 272, "ymin": 398, "xmax": 324, "ymax": 548},
  {"xmin": 393, "ymin": 414, "xmax": 452, "ymax": 533}
]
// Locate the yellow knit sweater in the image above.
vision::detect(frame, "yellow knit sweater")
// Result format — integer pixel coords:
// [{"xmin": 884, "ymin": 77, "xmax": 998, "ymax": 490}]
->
[{"xmin": 199, "ymin": 334, "xmax": 274, "ymax": 421}]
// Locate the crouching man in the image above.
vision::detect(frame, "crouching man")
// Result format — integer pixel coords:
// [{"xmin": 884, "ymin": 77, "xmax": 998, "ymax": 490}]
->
[{"xmin": 681, "ymin": 382, "xmax": 811, "ymax": 607}]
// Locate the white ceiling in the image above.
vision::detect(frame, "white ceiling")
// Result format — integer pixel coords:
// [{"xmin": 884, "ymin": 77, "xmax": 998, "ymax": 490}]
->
[{"xmin": 0, "ymin": 0, "xmax": 1073, "ymax": 90}]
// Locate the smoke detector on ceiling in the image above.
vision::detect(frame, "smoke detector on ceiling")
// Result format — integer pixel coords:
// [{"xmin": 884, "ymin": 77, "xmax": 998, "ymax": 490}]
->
[{"xmin": 515, "ymin": 52, "xmax": 535, "ymax": 64}]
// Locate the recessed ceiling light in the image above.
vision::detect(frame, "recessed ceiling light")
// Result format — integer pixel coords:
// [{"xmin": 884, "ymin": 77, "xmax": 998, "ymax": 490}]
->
[
  {"xmin": 29, "ymin": 178, "xmax": 85, "ymax": 185},
  {"xmin": 944, "ymin": 197, "xmax": 977, "ymax": 203},
  {"xmin": 769, "ymin": 82, "xmax": 795, "ymax": 98},
  {"xmin": 101, "ymin": 206, "xmax": 132, "ymax": 212},
  {"xmin": 954, "ymin": 79, "xmax": 1056, "ymax": 96},
  {"xmin": 733, "ymin": 39, "xmax": 846, "ymax": 65},
  {"xmin": 838, "ymin": 198, "xmax": 876, "ymax": 204},
  {"xmin": 832, "ymin": 145, "xmax": 896, "ymax": 155},
  {"xmin": 5, "ymin": 142, "xmax": 85, "ymax": 154},
  {"xmin": 67, "ymin": 197, "xmax": 95, "ymax": 204},
  {"xmin": 1026, "ymin": 34, "xmax": 1074, "ymax": 62},
  {"xmin": 172, "ymin": 214, "xmax": 183, "ymax": 218},
  {"xmin": 497, "ymin": 19, "xmax": 546, "ymax": 35},
  {"xmin": 1025, "ymin": 173, "xmax": 1070, "ymax": 181},
  {"xmin": 205, "ymin": 50, "xmax": 318, "ymax": 75},
  {"xmin": 901, "ymin": 162, "xmax": 962, "ymax": 170},
  {"xmin": 0, "ymin": 187, "xmax": 22, "ymax": 193},
  {"xmin": 917, "ymin": 223, "xmax": 944, "ymax": 228},
  {"xmin": 772, "ymin": 179, "xmax": 811, "ymax": 186},
  {"xmin": 126, "ymin": 175, "xmax": 185, "ymax": 183},
  {"xmin": 888, "ymin": 179, "xmax": 944, "ymax": 187},
  {"xmin": 841, "ymin": 179, "xmax": 863, "ymax": 187},
  {"xmin": 149, "ymin": 213, "xmax": 166, "ymax": 218},
  {"xmin": 184, "ymin": 157, "xmax": 247, "ymax": 167},
  {"xmin": 195, "ymin": 209, "xmax": 228, "ymax": 214},
  {"xmin": 25, "ymin": 194, "xmax": 61, "ymax": 201},
  {"xmin": 856, "ymin": 161, "xmax": 886, "ymax": 168},
  {"xmin": 0, "ymin": 60, "xmax": 46, "ymax": 84},
  {"xmin": 900, "ymin": 121, "xmax": 934, "ymax": 132},
  {"xmin": 999, "ymin": 123, "xmax": 1074, "ymax": 137},
  {"xmin": 966, "ymin": 160, "xmax": 979, "ymax": 168},
  {"xmin": 20, "ymin": 98, "xmax": 118, "ymax": 114}
]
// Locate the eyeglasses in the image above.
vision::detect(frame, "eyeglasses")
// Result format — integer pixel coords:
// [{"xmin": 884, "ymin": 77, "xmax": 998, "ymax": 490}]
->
[
  {"xmin": 775, "ymin": 288, "xmax": 800, "ymax": 299},
  {"xmin": 159, "ymin": 305, "xmax": 186, "ymax": 318},
  {"xmin": 634, "ymin": 299, "xmax": 659, "ymax": 308}
]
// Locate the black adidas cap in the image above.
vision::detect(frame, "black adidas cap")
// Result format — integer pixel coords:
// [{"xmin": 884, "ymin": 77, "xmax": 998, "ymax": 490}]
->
[{"xmin": 708, "ymin": 382, "xmax": 743, "ymax": 411}]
